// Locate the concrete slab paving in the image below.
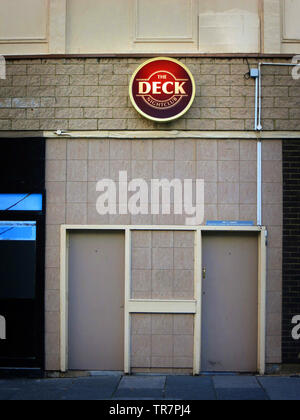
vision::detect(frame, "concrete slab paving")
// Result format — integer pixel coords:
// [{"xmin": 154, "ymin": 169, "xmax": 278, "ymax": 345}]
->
[
  {"xmin": 215, "ymin": 388, "xmax": 268, "ymax": 400},
  {"xmin": 63, "ymin": 376, "xmax": 121, "ymax": 400},
  {"xmin": 0, "ymin": 379, "xmax": 28, "ymax": 397},
  {"xmin": 213, "ymin": 375, "xmax": 261, "ymax": 389},
  {"xmin": 257, "ymin": 377, "xmax": 300, "ymax": 401},
  {"xmin": 10, "ymin": 378, "xmax": 75, "ymax": 401},
  {"xmin": 113, "ymin": 397, "xmax": 162, "ymax": 400},
  {"xmin": 165, "ymin": 376, "xmax": 216, "ymax": 400},
  {"xmin": 118, "ymin": 376, "xmax": 166, "ymax": 390},
  {"xmin": 114, "ymin": 389, "xmax": 165, "ymax": 399},
  {"xmin": 0, "ymin": 390, "xmax": 17, "ymax": 400},
  {"xmin": 115, "ymin": 376, "xmax": 166, "ymax": 399},
  {"xmin": 0, "ymin": 379, "xmax": 32, "ymax": 389},
  {"xmin": 0, "ymin": 375, "xmax": 300, "ymax": 400},
  {"xmin": 213, "ymin": 375, "xmax": 268, "ymax": 400}
]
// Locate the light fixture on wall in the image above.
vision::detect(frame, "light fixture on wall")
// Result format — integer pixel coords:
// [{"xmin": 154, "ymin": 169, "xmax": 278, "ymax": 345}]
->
[{"xmin": 55, "ymin": 129, "xmax": 71, "ymax": 136}]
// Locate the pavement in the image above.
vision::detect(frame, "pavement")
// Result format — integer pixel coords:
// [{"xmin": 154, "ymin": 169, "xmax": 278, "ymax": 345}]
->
[{"xmin": 0, "ymin": 374, "xmax": 300, "ymax": 400}]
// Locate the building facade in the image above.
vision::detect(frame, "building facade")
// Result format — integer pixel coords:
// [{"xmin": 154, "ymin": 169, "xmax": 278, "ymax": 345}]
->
[{"xmin": 0, "ymin": 0, "xmax": 300, "ymax": 375}]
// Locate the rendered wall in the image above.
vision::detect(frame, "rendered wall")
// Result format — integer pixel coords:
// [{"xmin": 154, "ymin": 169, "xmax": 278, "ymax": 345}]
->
[{"xmin": 1, "ymin": 0, "xmax": 300, "ymax": 55}]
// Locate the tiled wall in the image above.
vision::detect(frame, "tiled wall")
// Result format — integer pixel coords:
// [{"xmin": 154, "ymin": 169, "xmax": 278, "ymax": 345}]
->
[
  {"xmin": 45, "ymin": 137, "xmax": 282, "ymax": 370},
  {"xmin": 262, "ymin": 141, "xmax": 283, "ymax": 364},
  {"xmin": 131, "ymin": 231, "xmax": 194, "ymax": 299},
  {"xmin": 46, "ymin": 137, "xmax": 260, "ymax": 227},
  {"xmin": 131, "ymin": 314, "xmax": 194, "ymax": 374},
  {"xmin": 130, "ymin": 230, "xmax": 194, "ymax": 372},
  {"xmin": 1, "ymin": 58, "xmax": 300, "ymax": 131}
]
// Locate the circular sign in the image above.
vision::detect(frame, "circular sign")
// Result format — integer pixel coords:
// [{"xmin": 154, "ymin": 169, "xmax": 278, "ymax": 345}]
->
[{"xmin": 129, "ymin": 57, "xmax": 195, "ymax": 123}]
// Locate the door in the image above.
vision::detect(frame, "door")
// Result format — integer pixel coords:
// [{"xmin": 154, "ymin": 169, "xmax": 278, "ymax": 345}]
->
[
  {"xmin": 0, "ymin": 220, "xmax": 45, "ymax": 369},
  {"xmin": 201, "ymin": 232, "xmax": 258, "ymax": 372},
  {"xmin": 0, "ymin": 138, "xmax": 45, "ymax": 371},
  {"xmin": 68, "ymin": 230, "xmax": 125, "ymax": 371}
]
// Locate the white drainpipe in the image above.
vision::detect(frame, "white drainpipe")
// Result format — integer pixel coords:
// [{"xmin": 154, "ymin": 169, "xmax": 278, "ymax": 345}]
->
[
  {"xmin": 257, "ymin": 139, "xmax": 262, "ymax": 226},
  {"xmin": 253, "ymin": 61, "xmax": 300, "ymax": 226},
  {"xmin": 250, "ymin": 67, "xmax": 262, "ymax": 226}
]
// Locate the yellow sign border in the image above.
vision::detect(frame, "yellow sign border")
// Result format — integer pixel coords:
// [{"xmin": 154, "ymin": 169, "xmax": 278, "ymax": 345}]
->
[{"xmin": 129, "ymin": 57, "xmax": 196, "ymax": 123}]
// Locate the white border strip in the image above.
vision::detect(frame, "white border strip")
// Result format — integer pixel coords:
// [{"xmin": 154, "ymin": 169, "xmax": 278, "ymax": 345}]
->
[
  {"xmin": 128, "ymin": 299, "xmax": 197, "ymax": 313},
  {"xmin": 60, "ymin": 225, "xmax": 68, "ymax": 373},
  {"xmin": 0, "ymin": 130, "xmax": 298, "ymax": 139},
  {"xmin": 44, "ymin": 130, "xmax": 300, "ymax": 139},
  {"xmin": 258, "ymin": 227, "xmax": 267, "ymax": 375},
  {"xmin": 124, "ymin": 228, "xmax": 131, "ymax": 374},
  {"xmin": 193, "ymin": 229, "xmax": 202, "ymax": 375}
]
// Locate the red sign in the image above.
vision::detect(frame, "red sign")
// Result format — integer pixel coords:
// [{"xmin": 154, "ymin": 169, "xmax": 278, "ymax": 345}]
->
[{"xmin": 129, "ymin": 57, "xmax": 195, "ymax": 123}]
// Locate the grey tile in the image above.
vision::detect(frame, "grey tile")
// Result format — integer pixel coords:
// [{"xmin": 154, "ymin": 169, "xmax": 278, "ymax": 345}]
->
[
  {"xmin": 213, "ymin": 375, "xmax": 260, "ymax": 389},
  {"xmin": 11, "ymin": 379, "xmax": 74, "ymax": 400},
  {"xmin": 118, "ymin": 376, "xmax": 166, "ymax": 390},
  {"xmin": 165, "ymin": 376, "xmax": 216, "ymax": 400},
  {"xmin": 257, "ymin": 377, "xmax": 300, "ymax": 400},
  {"xmin": 216, "ymin": 388, "xmax": 268, "ymax": 400},
  {"xmin": 61, "ymin": 376, "xmax": 120, "ymax": 400},
  {"xmin": 114, "ymin": 389, "xmax": 164, "ymax": 399},
  {"xmin": 0, "ymin": 379, "xmax": 30, "ymax": 400},
  {"xmin": 2, "ymin": 375, "xmax": 300, "ymax": 401},
  {"xmin": 0, "ymin": 390, "xmax": 19, "ymax": 400},
  {"xmin": 0, "ymin": 379, "xmax": 29, "ymax": 388}
]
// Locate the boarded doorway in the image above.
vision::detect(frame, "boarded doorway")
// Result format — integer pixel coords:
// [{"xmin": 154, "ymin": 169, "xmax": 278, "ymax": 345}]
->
[
  {"xmin": 68, "ymin": 231, "xmax": 125, "ymax": 371},
  {"xmin": 201, "ymin": 232, "xmax": 258, "ymax": 373}
]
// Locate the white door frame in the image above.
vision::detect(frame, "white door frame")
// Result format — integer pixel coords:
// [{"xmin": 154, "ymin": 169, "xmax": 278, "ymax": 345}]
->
[{"xmin": 60, "ymin": 225, "xmax": 267, "ymax": 375}]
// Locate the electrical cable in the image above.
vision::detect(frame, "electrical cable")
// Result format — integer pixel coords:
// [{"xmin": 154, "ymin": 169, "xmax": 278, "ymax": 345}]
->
[{"xmin": 244, "ymin": 58, "xmax": 251, "ymax": 80}]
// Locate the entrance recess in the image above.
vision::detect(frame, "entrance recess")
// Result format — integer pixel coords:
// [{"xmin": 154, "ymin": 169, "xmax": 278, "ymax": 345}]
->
[
  {"xmin": 0, "ymin": 138, "xmax": 45, "ymax": 372},
  {"xmin": 201, "ymin": 232, "xmax": 259, "ymax": 372},
  {"xmin": 61, "ymin": 225, "xmax": 266, "ymax": 375},
  {"xmin": 68, "ymin": 230, "xmax": 125, "ymax": 371}
]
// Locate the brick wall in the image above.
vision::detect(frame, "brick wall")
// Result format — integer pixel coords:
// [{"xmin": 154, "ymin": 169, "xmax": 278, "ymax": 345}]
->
[
  {"xmin": 282, "ymin": 140, "xmax": 300, "ymax": 363},
  {"xmin": 0, "ymin": 58, "xmax": 299, "ymax": 131}
]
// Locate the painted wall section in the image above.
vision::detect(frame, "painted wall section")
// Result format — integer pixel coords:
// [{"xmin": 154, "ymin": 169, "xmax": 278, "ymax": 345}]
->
[
  {"xmin": 66, "ymin": 0, "xmax": 131, "ymax": 54},
  {"xmin": 0, "ymin": 0, "xmax": 300, "ymax": 54},
  {"xmin": 0, "ymin": 0, "xmax": 49, "ymax": 54},
  {"xmin": 283, "ymin": 0, "xmax": 300, "ymax": 40},
  {"xmin": 0, "ymin": 0, "xmax": 48, "ymax": 40},
  {"xmin": 198, "ymin": 0, "xmax": 260, "ymax": 53}
]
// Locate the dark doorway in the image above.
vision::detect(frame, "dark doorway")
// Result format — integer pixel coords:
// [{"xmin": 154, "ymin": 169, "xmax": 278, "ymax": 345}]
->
[{"xmin": 0, "ymin": 138, "xmax": 45, "ymax": 373}]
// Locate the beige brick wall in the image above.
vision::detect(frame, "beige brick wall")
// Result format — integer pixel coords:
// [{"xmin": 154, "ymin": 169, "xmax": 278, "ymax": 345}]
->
[
  {"xmin": 44, "ymin": 137, "xmax": 282, "ymax": 371},
  {"xmin": 1, "ymin": 58, "xmax": 300, "ymax": 131}
]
